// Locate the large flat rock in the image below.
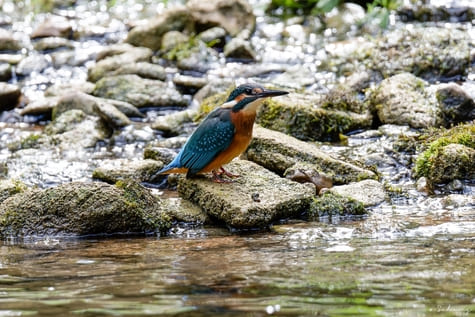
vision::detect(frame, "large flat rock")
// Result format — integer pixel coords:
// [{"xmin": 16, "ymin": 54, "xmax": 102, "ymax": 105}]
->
[
  {"xmin": 177, "ymin": 160, "xmax": 314, "ymax": 229},
  {"xmin": 246, "ymin": 126, "xmax": 377, "ymax": 185}
]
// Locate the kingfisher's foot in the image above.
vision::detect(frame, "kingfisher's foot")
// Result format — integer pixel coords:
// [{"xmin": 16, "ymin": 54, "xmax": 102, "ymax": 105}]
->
[
  {"xmin": 219, "ymin": 167, "xmax": 240, "ymax": 178},
  {"xmin": 212, "ymin": 170, "xmax": 234, "ymax": 183}
]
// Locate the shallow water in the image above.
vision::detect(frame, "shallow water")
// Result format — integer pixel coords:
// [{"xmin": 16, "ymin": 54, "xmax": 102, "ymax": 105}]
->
[
  {"xmin": 0, "ymin": 218, "xmax": 473, "ymax": 316},
  {"xmin": 1, "ymin": 0, "xmax": 474, "ymax": 315}
]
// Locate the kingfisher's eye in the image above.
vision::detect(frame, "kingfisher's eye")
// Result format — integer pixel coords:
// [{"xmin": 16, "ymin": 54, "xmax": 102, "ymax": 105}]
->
[{"xmin": 251, "ymin": 87, "xmax": 262, "ymax": 95}]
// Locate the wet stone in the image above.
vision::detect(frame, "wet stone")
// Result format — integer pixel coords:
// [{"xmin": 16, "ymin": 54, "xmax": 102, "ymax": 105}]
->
[
  {"xmin": 16, "ymin": 54, "xmax": 50, "ymax": 76},
  {"xmin": 369, "ymin": 73, "xmax": 441, "ymax": 128},
  {"xmin": 108, "ymin": 62, "xmax": 167, "ymax": 81},
  {"xmin": 0, "ymin": 180, "xmax": 172, "ymax": 238},
  {"xmin": 144, "ymin": 147, "xmax": 177, "ymax": 165},
  {"xmin": 0, "ymin": 82, "xmax": 20, "ymax": 111},
  {"xmin": 177, "ymin": 160, "xmax": 314, "ymax": 229},
  {"xmin": 223, "ymin": 37, "xmax": 256, "ymax": 60},
  {"xmin": 33, "ymin": 37, "xmax": 74, "ymax": 51},
  {"xmin": 434, "ymin": 83, "xmax": 475, "ymax": 126},
  {"xmin": 245, "ymin": 126, "xmax": 377, "ymax": 185},
  {"xmin": 198, "ymin": 26, "xmax": 227, "ymax": 46},
  {"xmin": 328, "ymin": 179, "xmax": 387, "ymax": 207},
  {"xmin": 92, "ymin": 74, "xmax": 188, "ymax": 108},
  {"xmin": 30, "ymin": 16, "xmax": 73, "ymax": 39},
  {"xmin": 94, "ymin": 101, "xmax": 132, "ymax": 128},
  {"xmin": 187, "ymin": 0, "xmax": 256, "ymax": 37},
  {"xmin": 161, "ymin": 30, "xmax": 190, "ymax": 52},
  {"xmin": 92, "ymin": 159, "xmax": 164, "ymax": 184},
  {"xmin": 20, "ymin": 97, "xmax": 59, "ymax": 116},
  {"xmin": 0, "ymin": 28, "xmax": 21, "ymax": 51},
  {"xmin": 0, "ymin": 179, "xmax": 27, "ymax": 204},
  {"xmin": 0, "ymin": 63, "xmax": 11, "ymax": 81}
]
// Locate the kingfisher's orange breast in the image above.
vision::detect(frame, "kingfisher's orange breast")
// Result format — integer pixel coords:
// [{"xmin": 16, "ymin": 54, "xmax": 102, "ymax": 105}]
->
[{"xmin": 200, "ymin": 111, "xmax": 256, "ymax": 173}]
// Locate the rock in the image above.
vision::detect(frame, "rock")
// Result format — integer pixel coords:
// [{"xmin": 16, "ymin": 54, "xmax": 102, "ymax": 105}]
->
[
  {"xmin": 54, "ymin": 91, "xmax": 141, "ymax": 126},
  {"xmin": 369, "ymin": 73, "xmax": 441, "ymax": 128},
  {"xmin": 0, "ymin": 54, "xmax": 22, "ymax": 65},
  {"xmin": 161, "ymin": 30, "xmax": 190, "ymax": 52},
  {"xmin": 163, "ymin": 197, "xmax": 210, "ymax": 224},
  {"xmin": 414, "ymin": 123, "xmax": 475, "ymax": 185},
  {"xmin": 197, "ymin": 26, "xmax": 226, "ymax": 46},
  {"xmin": 174, "ymin": 40, "xmax": 220, "ymax": 73},
  {"xmin": 0, "ymin": 180, "xmax": 171, "ymax": 238},
  {"xmin": 144, "ymin": 147, "xmax": 177, "ymax": 165},
  {"xmin": 107, "ymin": 62, "xmax": 167, "ymax": 81},
  {"xmin": 177, "ymin": 160, "xmax": 314, "ymax": 229},
  {"xmin": 88, "ymin": 46, "xmax": 153, "ymax": 82},
  {"xmin": 187, "ymin": 0, "xmax": 255, "ymax": 37},
  {"xmin": 0, "ymin": 63, "xmax": 11, "ymax": 81},
  {"xmin": 16, "ymin": 54, "xmax": 50, "ymax": 76},
  {"xmin": 151, "ymin": 109, "xmax": 196, "ymax": 135},
  {"xmin": 0, "ymin": 28, "xmax": 21, "ymax": 51},
  {"xmin": 308, "ymin": 191, "xmax": 366, "ymax": 219},
  {"xmin": 173, "ymin": 74, "xmax": 208, "ymax": 89},
  {"xmin": 256, "ymin": 93, "xmax": 372, "ymax": 141},
  {"xmin": 324, "ymin": 3, "xmax": 365, "ymax": 34},
  {"xmin": 45, "ymin": 82, "xmax": 95, "ymax": 97},
  {"xmin": 424, "ymin": 144, "xmax": 475, "ymax": 184},
  {"xmin": 54, "ymin": 91, "xmax": 98, "ymax": 118},
  {"xmin": 0, "ymin": 179, "xmax": 27, "ymax": 204},
  {"xmin": 92, "ymin": 74, "xmax": 188, "ymax": 108},
  {"xmin": 328, "ymin": 179, "xmax": 387, "ymax": 207},
  {"xmin": 92, "ymin": 159, "xmax": 164, "ymax": 184},
  {"xmin": 325, "ymin": 26, "xmax": 470, "ymax": 83},
  {"xmin": 397, "ymin": 3, "xmax": 475, "ymax": 23},
  {"xmin": 94, "ymin": 101, "xmax": 132, "ymax": 127},
  {"xmin": 223, "ymin": 38, "xmax": 256, "ymax": 60},
  {"xmin": 435, "ymin": 83, "xmax": 475, "ymax": 126},
  {"xmin": 126, "ymin": 7, "xmax": 194, "ymax": 51},
  {"xmin": 0, "ymin": 82, "xmax": 20, "ymax": 111},
  {"xmin": 20, "ymin": 97, "xmax": 59, "ymax": 116},
  {"xmin": 30, "ymin": 16, "xmax": 73, "ymax": 39},
  {"xmin": 45, "ymin": 109, "xmax": 110, "ymax": 148},
  {"xmin": 245, "ymin": 126, "xmax": 377, "ymax": 185},
  {"xmin": 95, "ymin": 97, "xmax": 144, "ymax": 118},
  {"xmin": 33, "ymin": 37, "xmax": 74, "ymax": 51}
]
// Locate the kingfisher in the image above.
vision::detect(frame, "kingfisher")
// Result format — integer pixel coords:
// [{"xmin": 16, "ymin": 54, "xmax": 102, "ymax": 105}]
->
[{"xmin": 155, "ymin": 83, "xmax": 288, "ymax": 182}]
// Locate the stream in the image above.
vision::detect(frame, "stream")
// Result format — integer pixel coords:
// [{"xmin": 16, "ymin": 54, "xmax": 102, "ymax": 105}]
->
[{"xmin": 0, "ymin": 0, "xmax": 474, "ymax": 316}]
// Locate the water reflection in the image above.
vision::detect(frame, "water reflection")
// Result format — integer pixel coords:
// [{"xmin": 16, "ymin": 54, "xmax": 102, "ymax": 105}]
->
[{"xmin": 0, "ymin": 222, "xmax": 473, "ymax": 316}]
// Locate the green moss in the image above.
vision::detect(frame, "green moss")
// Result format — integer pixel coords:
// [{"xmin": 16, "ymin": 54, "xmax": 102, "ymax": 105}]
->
[
  {"xmin": 308, "ymin": 192, "xmax": 366, "ymax": 220},
  {"xmin": 414, "ymin": 123, "xmax": 475, "ymax": 178},
  {"xmin": 195, "ymin": 87, "xmax": 233, "ymax": 121},
  {"xmin": 163, "ymin": 36, "xmax": 198, "ymax": 61}
]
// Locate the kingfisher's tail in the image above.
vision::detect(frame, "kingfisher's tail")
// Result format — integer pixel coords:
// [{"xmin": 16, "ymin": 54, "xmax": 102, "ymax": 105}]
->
[{"xmin": 150, "ymin": 152, "xmax": 186, "ymax": 181}]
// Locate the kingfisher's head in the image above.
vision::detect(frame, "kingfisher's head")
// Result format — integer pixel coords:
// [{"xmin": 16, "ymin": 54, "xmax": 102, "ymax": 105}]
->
[{"xmin": 224, "ymin": 83, "xmax": 288, "ymax": 114}]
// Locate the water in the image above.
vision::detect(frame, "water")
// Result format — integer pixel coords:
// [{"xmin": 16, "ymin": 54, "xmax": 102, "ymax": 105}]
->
[
  {"xmin": 1, "ymin": 0, "xmax": 474, "ymax": 315},
  {"xmin": 0, "ymin": 220, "xmax": 473, "ymax": 316}
]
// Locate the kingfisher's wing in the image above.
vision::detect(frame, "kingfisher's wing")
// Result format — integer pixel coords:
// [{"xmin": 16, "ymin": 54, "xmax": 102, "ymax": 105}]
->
[{"xmin": 180, "ymin": 108, "xmax": 235, "ymax": 176}]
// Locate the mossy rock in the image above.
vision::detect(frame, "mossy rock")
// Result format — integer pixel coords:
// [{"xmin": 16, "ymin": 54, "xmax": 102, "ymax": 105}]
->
[
  {"xmin": 246, "ymin": 126, "xmax": 377, "ymax": 185},
  {"xmin": 0, "ymin": 180, "xmax": 172, "ymax": 238},
  {"xmin": 414, "ymin": 123, "xmax": 475, "ymax": 184},
  {"xmin": 308, "ymin": 192, "xmax": 366, "ymax": 220},
  {"xmin": 256, "ymin": 94, "xmax": 372, "ymax": 142},
  {"xmin": 0, "ymin": 179, "xmax": 27, "ymax": 204}
]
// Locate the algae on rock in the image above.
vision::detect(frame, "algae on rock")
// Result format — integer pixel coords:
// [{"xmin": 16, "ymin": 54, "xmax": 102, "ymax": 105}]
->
[{"xmin": 0, "ymin": 180, "xmax": 172, "ymax": 238}]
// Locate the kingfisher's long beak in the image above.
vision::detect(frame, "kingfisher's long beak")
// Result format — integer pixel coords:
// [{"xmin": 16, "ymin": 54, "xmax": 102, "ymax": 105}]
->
[{"xmin": 257, "ymin": 88, "xmax": 289, "ymax": 98}]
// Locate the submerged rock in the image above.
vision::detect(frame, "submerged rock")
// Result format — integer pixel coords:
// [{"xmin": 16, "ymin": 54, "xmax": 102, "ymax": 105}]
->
[
  {"xmin": 245, "ymin": 126, "xmax": 377, "ymax": 185},
  {"xmin": 92, "ymin": 159, "xmax": 164, "ymax": 184},
  {"xmin": 257, "ymin": 93, "xmax": 372, "ymax": 141},
  {"xmin": 0, "ymin": 82, "xmax": 20, "ymax": 111},
  {"xmin": 177, "ymin": 160, "xmax": 314, "ymax": 229},
  {"xmin": 369, "ymin": 73, "xmax": 441, "ymax": 128},
  {"xmin": 0, "ymin": 180, "xmax": 172, "ymax": 238}
]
